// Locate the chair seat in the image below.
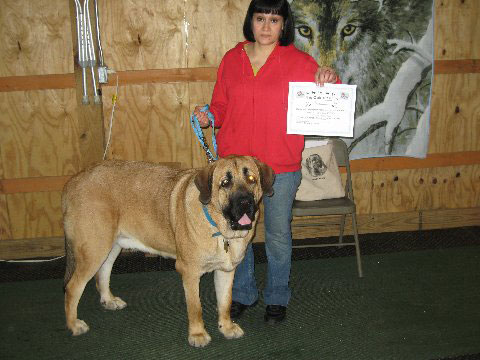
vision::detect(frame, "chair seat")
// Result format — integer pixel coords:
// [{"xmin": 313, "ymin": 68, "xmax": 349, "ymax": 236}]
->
[{"xmin": 293, "ymin": 197, "xmax": 356, "ymax": 216}]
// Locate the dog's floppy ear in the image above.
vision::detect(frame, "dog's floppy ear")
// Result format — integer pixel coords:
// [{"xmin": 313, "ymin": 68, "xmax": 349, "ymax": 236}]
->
[
  {"xmin": 194, "ymin": 162, "xmax": 216, "ymax": 205},
  {"xmin": 254, "ymin": 159, "xmax": 275, "ymax": 197}
]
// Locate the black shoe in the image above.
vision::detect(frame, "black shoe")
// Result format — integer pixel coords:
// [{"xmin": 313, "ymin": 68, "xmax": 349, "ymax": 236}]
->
[
  {"xmin": 230, "ymin": 300, "xmax": 258, "ymax": 319},
  {"xmin": 264, "ymin": 305, "xmax": 287, "ymax": 324}
]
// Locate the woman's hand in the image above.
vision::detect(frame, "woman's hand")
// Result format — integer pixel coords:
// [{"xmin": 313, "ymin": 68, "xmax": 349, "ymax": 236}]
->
[
  {"xmin": 315, "ymin": 66, "xmax": 338, "ymax": 86},
  {"xmin": 193, "ymin": 105, "xmax": 211, "ymax": 128}
]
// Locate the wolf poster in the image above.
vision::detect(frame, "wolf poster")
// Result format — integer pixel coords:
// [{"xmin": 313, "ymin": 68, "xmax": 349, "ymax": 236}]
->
[{"xmin": 290, "ymin": 0, "xmax": 434, "ymax": 159}]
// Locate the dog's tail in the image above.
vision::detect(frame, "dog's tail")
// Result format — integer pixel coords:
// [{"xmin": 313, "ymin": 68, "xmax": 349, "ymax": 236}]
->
[{"xmin": 63, "ymin": 236, "xmax": 76, "ymax": 293}]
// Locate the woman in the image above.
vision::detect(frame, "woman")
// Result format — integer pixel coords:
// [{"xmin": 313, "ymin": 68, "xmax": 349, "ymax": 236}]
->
[{"xmin": 194, "ymin": 0, "xmax": 339, "ymax": 324}]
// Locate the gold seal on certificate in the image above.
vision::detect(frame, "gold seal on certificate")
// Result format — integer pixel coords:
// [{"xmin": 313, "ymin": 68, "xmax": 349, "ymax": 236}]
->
[{"xmin": 287, "ymin": 82, "xmax": 357, "ymax": 137}]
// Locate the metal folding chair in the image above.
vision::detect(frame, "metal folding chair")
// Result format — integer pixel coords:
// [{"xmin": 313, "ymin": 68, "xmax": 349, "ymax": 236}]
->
[{"xmin": 292, "ymin": 138, "xmax": 363, "ymax": 277}]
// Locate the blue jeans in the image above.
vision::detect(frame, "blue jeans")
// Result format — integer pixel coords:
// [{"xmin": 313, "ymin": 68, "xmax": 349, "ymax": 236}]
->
[{"xmin": 232, "ymin": 170, "xmax": 302, "ymax": 306}]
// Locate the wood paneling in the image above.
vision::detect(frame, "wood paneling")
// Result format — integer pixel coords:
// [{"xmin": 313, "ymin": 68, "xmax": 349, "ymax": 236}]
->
[
  {"xmin": 2, "ymin": 157, "xmax": 480, "ymax": 195},
  {"xmin": 371, "ymin": 165, "xmax": 480, "ymax": 214},
  {"xmin": 0, "ymin": 0, "xmax": 73, "ymax": 77},
  {"xmin": 188, "ymin": 81, "xmax": 217, "ymax": 168},
  {"xmin": 0, "ymin": 195, "xmax": 12, "ymax": 240},
  {"xmin": 253, "ymin": 207, "xmax": 480, "ymax": 243},
  {"xmin": 1, "ymin": 0, "xmax": 479, "ymax": 250},
  {"xmin": 0, "ymin": 89, "xmax": 81, "ymax": 178},
  {"xmin": 420, "ymin": 207, "xmax": 480, "ymax": 230},
  {"xmin": 101, "ymin": 82, "xmax": 192, "ymax": 166},
  {"xmin": 68, "ymin": 0, "xmax": 106, "ymax": 171},
  {"xmin": 372, "ymin": 169, "xmax": 422, "ymax": 214},
  {"xmin": 0, "ymin": 134, "xmax": 4, "ymax": 181},
  {"xmin": 7, "ymin": 192, "xmax": 63, "ymax": 240},
  {"xmin": 3, "ymin": 61, "xmax": 480, "ymax": 93},
  {"xmin": 99, "ymin": 0, "xmax": 187, "ymax": 71},
  {"xmin": 186, "ymin": 0, "xmax": 250, "ymax": 67},
  {"xmin": 2, "ymin": 207, "xmax": 478, "ymax": 259},
  {"xmin": 429, "ymin": 73, "xmax": 480, "ymax": 153},
  {"xmin": 0, "ymin": 236, "xmax": 64, "ymax": 260},
  {"xmin": 351, "ymin": 172, "xmax": 373, "ymax": 215},
  {"xmin": 442, "ymin": 165, "xmax": 480, "ymax": 209},
  {"xmin": 435, "ymin": 0, "xmax": 480, "ymax": 60}
]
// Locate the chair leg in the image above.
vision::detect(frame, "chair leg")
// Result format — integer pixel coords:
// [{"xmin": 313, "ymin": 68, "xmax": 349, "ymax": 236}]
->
[
  {"xmin": 351, "ymin": 212, "xmax": 363, "ymax": 278},
  {"xmin": 338, "ymin": 214, "xmax": 346, "ymax": 245}
]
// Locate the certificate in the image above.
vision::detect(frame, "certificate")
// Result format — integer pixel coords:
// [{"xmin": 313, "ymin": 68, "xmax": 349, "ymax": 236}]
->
[{"xmin": 287, "ymin": 82, "xmax": 357, "ymax": 137}]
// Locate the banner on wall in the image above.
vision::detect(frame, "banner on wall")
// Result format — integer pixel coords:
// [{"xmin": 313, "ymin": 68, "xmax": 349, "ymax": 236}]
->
[{"xmin": 290, "ymin": 0, "xmax": 434, "ymax": 159}]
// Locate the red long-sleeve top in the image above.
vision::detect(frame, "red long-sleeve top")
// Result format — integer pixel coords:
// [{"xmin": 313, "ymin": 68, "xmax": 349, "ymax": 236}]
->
[{"xmin": 210, "ymin": 41, "xmax": 330, "ymax": 174}]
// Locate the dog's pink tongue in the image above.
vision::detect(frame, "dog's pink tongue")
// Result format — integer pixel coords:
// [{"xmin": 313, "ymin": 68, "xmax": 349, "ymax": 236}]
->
[{"xmin": 238, "ymin": 213, "xmax": 252, "ymax": 226}]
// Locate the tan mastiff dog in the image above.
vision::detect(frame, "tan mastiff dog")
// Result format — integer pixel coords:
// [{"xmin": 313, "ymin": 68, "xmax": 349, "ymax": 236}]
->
[{"xmin": 62, "ymin": 156, "xmax": 274, "ymax": 347}]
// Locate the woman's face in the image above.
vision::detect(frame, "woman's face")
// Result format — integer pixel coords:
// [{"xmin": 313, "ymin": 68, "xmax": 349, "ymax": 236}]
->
[{"xmin": 251, "ymin": 12, "xmax": 284, "ymax": 46}]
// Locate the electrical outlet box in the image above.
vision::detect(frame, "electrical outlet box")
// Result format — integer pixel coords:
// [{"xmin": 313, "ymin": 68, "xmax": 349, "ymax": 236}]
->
[{"xmin": 98, "ymin": 66, "xmax": 108, "ymax": 84}]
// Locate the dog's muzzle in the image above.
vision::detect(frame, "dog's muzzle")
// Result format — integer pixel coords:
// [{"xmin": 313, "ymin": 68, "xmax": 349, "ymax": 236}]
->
[{"xmin": 223, "ymin": 192, "xmax": 257, "ymax": 231}]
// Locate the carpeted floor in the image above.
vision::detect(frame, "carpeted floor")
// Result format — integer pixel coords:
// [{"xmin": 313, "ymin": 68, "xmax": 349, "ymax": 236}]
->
[{"xmin": 1, "ymin": 227, "xmax": 479, "ymax": 359}]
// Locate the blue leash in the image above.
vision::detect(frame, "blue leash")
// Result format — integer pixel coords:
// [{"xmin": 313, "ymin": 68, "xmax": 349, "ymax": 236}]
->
[{"xmin": 190, "ymin": 105, "xmax": 218, "ymax": 163}]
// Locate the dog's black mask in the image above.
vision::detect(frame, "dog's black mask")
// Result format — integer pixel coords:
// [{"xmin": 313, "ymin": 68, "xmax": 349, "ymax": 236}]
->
[{"xmin": 223, "ymin": 191, "xmax": 257, "ymax": 231}]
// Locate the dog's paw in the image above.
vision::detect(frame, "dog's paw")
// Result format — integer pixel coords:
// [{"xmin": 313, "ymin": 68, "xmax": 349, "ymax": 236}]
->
[
  {"xmin": 219, "ymin": 322, "xmax": 244, "ymax": 339},
  {"xmin": 70, "ymin": 319, "xmax": 90, "ymax": 336},
  {"xmin": 101, "ymin": 296, "xmax": 127, "ymax": 311},
  {"xmin": 188, "ymin": 331, "xmax": 212, "ymax": 348}
]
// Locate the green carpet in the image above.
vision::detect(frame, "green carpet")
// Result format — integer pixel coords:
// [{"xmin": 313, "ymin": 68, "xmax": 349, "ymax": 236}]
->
[{"xmin": 1, "ymin": 246, "xmax": 479, "ymax": 360}]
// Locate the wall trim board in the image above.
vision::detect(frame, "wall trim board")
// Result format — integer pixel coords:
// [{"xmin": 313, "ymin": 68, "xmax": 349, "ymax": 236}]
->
[
  {"xmin": 0, "ymin": 175, "xmax": 71, "ymax": 194},
  {"xmin": 0, "ymin": 237, "xmax": 65, "ymax": 260},
  {"xmin": 0, "ymin": 68, "xmax": 217, "ymax": 92},
  {"xmin": 434, "ymin": 59, "xmax": 480, "ymax": 74},
  {"xmin": 1, "ymin": 152, "xmax": 478, "ymax": 194},
  {"xmin": 349, "ymin": 151, "xmax": 480, "ymax": 172},
  {"xmin": 103, "ymin": 68, "xmax": 217, "ymax": 86},
  {"xmin": 0, "ymin": 74, "xmax": 75, "ymax": 92},
  {"xmin": 2, "ymin": 207, "xmax": 478, "ymax": 259},
  {"xmin": 0, "ymin": 163, "xmax": 182, "ymax": 194},
  {"xmin": 0, "ymin": 60, "xmax": 478, "ymax": 92}
]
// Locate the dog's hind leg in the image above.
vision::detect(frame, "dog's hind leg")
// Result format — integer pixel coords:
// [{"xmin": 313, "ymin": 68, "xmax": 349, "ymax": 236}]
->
[
  {"xmin": 214, "ymin": 269, "xmax": 244, "ymax": 340},
  {"xmin": 65, "ymin": 238, "xmax": 116, "ymax": 336},
  {"xmin": 65, "ymin": 273, "xmax": 90, "ymax": 336},
  {"xmin": 65, "ymin": 257, "xmax": 106, "ymax": 336},
  {"xmin": 95, "ymin": 243, "xmax": 127, "ymax": 310}
]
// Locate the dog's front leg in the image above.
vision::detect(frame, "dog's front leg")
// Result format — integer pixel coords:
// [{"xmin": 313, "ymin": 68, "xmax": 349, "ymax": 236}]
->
[
  {"xmin": 214, "ymin": 269, "xmax": 244, "ymax": 339},
  {"xmin": 181, "ymin": 272, "xmax": 211, "ymax": 347}
]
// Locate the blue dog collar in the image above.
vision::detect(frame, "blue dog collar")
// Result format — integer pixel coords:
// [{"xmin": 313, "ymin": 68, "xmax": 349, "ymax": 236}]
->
[{"xmin": 202, "ymin": 206, "xmax": 222, "ymax": 237}]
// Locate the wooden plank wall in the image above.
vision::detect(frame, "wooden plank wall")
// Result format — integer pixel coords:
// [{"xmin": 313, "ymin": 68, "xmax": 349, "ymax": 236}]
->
[{"xmin": 0, "ymin": 0, "xmax": 479, "ymax": 258}]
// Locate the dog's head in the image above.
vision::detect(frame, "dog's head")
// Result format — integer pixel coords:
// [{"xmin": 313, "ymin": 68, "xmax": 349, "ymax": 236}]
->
[
  {"xmin": 306, "ymin": 154, "xmax": 327, "ymax": 177},
  {"xmin": 194, "ymin": 156, "xmax": 275, "ymax": 236}
]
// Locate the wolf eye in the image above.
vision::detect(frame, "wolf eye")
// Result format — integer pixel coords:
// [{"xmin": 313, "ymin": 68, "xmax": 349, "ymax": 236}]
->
[
  {"xmin": 342, "ymin": 24, "xmax": 357, "ymax": 37},
  {"xmin": 246, "ymin": 175, "xmax": 257, "ymax": 184},
  {"xmin": 297, "ymin": 25, "xmax": 312, "ymax": 39}
]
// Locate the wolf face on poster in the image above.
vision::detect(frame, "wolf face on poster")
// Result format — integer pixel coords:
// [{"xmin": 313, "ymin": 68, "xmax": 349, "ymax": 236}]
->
[{"xmin": 289, "ymin": 0, "xmax": 434, "ymax": 159}]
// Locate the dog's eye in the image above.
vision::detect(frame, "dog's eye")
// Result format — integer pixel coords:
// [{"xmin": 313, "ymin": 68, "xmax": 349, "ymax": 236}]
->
[
  {"xmin": 246, "ymin": 175, "xmax": 256, "ymax": 184},
  {"xmin": 221, "ymin": 178, "xmax": 230, "ymax": 187}
]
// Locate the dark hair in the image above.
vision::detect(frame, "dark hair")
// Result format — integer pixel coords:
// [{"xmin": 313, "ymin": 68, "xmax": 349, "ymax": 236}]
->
[{"xmin": 243, "ymin": 0, "xmax": 295, "ymax": 46}]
